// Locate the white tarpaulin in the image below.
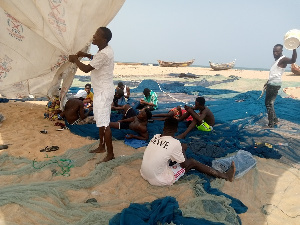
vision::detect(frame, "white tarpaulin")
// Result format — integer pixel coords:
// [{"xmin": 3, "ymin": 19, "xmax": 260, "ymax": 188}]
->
[{"xmin": 0, "ymin": 0, "xmax": 125, "ymax": 101}]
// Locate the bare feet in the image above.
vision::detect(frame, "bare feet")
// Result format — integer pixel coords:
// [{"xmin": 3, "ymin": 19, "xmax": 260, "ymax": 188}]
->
[
  {"xmin": 225, "ymin": 161, "xmax": 236, "ymax": 182},
  {"xmin": 89, "ymin": 144, "xmax": 105, "ymax": 153},
  {"xmin": 96, "ymin": 154, "xmax": 115, "ymax": 164}
]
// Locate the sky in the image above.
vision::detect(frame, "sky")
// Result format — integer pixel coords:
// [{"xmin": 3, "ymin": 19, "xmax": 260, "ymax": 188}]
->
[{"xmin": 91, "ymin": 0, "xmax": 300, "ymax": 69}]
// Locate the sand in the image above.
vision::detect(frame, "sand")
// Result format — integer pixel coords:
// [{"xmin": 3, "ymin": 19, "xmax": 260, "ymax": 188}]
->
[{"xmin": 0, "ymin": 65, "xmax": 299, "ymax": 224}]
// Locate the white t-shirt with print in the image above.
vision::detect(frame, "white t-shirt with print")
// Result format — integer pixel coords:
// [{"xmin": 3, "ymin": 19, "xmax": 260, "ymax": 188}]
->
[{"xmin": 140, "ymin": 134, "xmax": 185, "ymax": 186}]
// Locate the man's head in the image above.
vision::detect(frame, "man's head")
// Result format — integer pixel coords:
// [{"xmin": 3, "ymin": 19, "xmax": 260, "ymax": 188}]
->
[
  {"xmin": 85, "ymin": 83, "xmax": 91, "ymax": 94},
  {"xmin": 118, "ymin": 82, "xmax": 124, "ymax": 90},
  {"xmin": 137, "ymin": 108, "xmax": 152, "ymax": 121},
  {"xmin": 92, "ymin": 27, "xmax": 112, "ymax": 47},
  {"xmin": 195, "ymin": 97, "xmax": 205, "ymax": 109},
  {"xmin": 143, "ymin": 88, "xmax": 151, "ymax": 97},
  {"xmin": 74, "ymin": 90, "xmax": 87, "ymax": 100},
  {"xmin": 273, "ymin": 44, "xmax": 283, "ymax": 60},
  {"xmin": 163, "ymin": 117, "xmax": 178, "ymax": 133},
  {"xmin": 115, "ymin": 89, "xmax": 124, "ymax": 99}
]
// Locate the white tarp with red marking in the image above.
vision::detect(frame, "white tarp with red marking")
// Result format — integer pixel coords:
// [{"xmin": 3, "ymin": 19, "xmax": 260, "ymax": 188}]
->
[{"xmin": 0, "ymin": 0, "xmax": 125, "ymax": 100}]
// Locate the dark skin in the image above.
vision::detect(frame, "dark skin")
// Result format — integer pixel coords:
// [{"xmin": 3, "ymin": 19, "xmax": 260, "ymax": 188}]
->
[
  {"xmin": 84, "ymin": 85, "xmax": 92, "ymax": 104},
  {"xmin": 152, "ymin": 106, "xmax": 183, "ymax": 121},
  {"xmin": 109, "ymin": 108, "xmax": 149, "ymax": 140},
  {"xmin": 117, "ymin": 84, "xmax": 130, "ymax": 98},
  {"xmin": 69, "ymin": 28, "xmax": 114, "ymax": 163},
  {"xmin": 162, "ymin": 124, "xmax": 235, "ymax": 182},
  {"xmin": 273, "ymin": 46, "xmax": 297, "ymax": 68},
  {"xmin": 60, "ymin": 98, "xmax": 91, "ymax": 124},
  {"xmin": 176, "ymin": 101, "xmax": 215, "ymax": 139},
  {"xmin": 264, "ymin": 46, "xmax": 297, "ymax": 87}
]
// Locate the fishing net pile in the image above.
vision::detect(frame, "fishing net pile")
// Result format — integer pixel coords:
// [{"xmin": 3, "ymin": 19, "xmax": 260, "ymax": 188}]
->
[{"xmin": 0, "ymin": 142, "xmax": 244, "ymax": 225}]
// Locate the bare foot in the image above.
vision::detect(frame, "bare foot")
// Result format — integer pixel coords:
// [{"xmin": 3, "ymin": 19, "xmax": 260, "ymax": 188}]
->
[
  {"xmin": 225, "ymin": 161, "xmax": 236, "ymax": 182},
  {"xmin": 96, "ymin": 154, "xmax": 115, "ymax": 164},
  {"xmin": 89, "ymin": 145, "xmax": 105, "ymax": 153}
]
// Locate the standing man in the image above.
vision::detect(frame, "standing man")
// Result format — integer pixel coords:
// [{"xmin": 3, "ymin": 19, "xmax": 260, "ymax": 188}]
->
[
  {"xmin": 69, "ymin": 27, "xmax": 115, "ymax": 162},
  {"xmin": 264, "ymin": 44, "xmax": 297, "ymax": 128}
]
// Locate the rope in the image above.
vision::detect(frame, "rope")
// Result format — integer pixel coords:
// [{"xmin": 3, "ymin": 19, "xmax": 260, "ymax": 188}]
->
[{"xmin": 156, "ymin": 81, "xmax": 191, "ymax": 105}]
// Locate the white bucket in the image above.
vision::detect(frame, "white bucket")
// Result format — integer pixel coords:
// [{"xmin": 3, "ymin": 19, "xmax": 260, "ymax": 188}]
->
[{"xmin": 284, "ymin": 29, "xmax": 300, "ymax": 50}]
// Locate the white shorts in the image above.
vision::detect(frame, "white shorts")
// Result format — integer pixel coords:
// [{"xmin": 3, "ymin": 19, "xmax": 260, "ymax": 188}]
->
[
  {"xmin": 171, "ymin": 163, "xmax": 185, "ymax": 182},
  {"xmin": 93, "ymin": 89, "xmax": 114, "ymax": 127}
]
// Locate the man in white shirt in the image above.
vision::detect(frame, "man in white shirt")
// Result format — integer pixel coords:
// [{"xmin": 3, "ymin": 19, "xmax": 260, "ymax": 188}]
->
[
  {"xmin": 264, "ymin": 44, "xmax": 297, "ymax": 128},
  {"xmin": 140, "ymin": 117, "xmax": 235, "ymax": 186},
  {"xmin": 69, "ymin": 27, "xmax": 115, "ymax": 162}
]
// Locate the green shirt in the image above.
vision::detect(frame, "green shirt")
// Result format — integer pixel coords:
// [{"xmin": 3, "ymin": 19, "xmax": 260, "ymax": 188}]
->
[{"xmin": 144, "ymin": 90, "xmax": 158, "ymax": 109}]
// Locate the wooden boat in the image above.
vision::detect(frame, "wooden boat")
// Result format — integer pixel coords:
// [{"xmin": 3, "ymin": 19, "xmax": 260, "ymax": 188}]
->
[
  {"xmin": 291, "ymin": 63, "xmax": 300, "ymax": 75},
  {"xmin": 209, "ymin": 60, "xmax": 236, "ymax": 71},
  {"xmin": 157, "ymin": 59, "xmax": 195, "ymax": 67}
]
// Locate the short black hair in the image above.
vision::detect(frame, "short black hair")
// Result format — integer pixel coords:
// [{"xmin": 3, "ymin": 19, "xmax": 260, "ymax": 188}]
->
[
  {"xmin": 164, "ymin": 117, "xmax": 178, "ymax": 130},
  {"xmin": 143, "ymin": 88, "xmax": 151, "ymax": 95},
  {"xmin": 118, "ymin": 82, "xmax": 124, "ymax": 88},
  {"xmin": 85, "ymin": 83, "xmax": 91, "ymax": 88},
  {"xmin": 98, "ymin": 27, "xmax": 112, "ymax": 43},
  {"xmin": 274, "ymin": 44, "xmax": 283, "ymax": 49},
  {"xmin": 115, "ymin": 89, "xmax": 124, "ymax": 97},
  {"xmin": 144, "ymin": 108, "xmax": 152, "ymax": 120},
  {"xmin": 196, "ymin": 97, "xmax": 205, "ymax": 106}
]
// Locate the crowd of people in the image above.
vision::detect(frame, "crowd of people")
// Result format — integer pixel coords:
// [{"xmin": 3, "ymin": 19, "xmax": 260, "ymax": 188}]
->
[{"xmin": 47, "ymin": 26, "xmax": 298, "ymax": 187}]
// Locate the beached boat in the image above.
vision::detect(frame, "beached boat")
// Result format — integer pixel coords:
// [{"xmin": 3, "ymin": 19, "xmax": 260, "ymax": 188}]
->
[
  {"xmin": 157, "ymin": 59, "xmax": 195, "ymax": 67},
  {"xmin": 291, "ymin": 63, "xmax": 300, "ymax": 75},
  {"xmin": 209, "ymin": 60, "xmax": 236, "ymax": 71}
]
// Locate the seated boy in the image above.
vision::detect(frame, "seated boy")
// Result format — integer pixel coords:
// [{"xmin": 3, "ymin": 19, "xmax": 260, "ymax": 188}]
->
[
  {"xmin": 140, "ymin": 117, "xmax": 235, "ymax": 186},
  {"xmin": 176, "ymin": 97, "xmax": 215, "ymax": 139}
]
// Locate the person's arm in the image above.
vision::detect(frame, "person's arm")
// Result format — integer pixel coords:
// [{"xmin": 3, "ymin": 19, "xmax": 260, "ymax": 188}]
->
[
  {"xmin": 126, "ymin": 87, "xmax": 130, "ymax": 98},
  {"xmin": 78, "ymin": 102, "xmax": 88, "ymax": 120},
  {"xmin": 279, "ymin": 49, "xmax": 297, "ymax": 67},
  {"xmin": 152, "ymin": 111, "xmax": 174, "ymax": 117},
  {"xmin": 112, "ymin": 105, "xmax": 126, "ymax": 111},
  {"xmin": 118, "ymin": 117, "xmax": 135, "ymax": 123},
  {"xmin": 69, "ymin": 55, "xmax": 94, "ymax": 73},
  {"xmin": 185, "ymin": 106, "xmax": 206, "ymax": 123},
  {"xmin": 76, "ymin": 51, "xmax": 93, "ymax": 60},
  {"xmin": 177, "ymin": 111, "xmax": 190, "ymax": 121},
  {"xmin": 126, "ymin": 127, "xmax": 149, "ymax": 140}
]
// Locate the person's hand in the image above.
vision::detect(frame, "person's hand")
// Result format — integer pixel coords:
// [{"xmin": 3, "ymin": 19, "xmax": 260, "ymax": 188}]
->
[
  {"xmin": 125, "ymin": 134, "xmax": 134, "ymax": 139},
  {"xmin": 69, "ymin": 55, "xmax": 78, "ymax": 63},
  {"xmin": 76, "ymin": 51, "xmax": 87, "ymax": 58},
  {"xmin": 140, "ymin": 99, "xmax": 146, "ymax": 104},
  {"xmin": 184, "ymin": 105, "xmax": 190, "ymax": 110}
]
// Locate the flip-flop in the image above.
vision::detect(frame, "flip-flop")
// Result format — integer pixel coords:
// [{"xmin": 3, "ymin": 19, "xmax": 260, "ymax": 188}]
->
[
  {"xmin": 40, "ymin": 146, "xmax": 59, "ymax": 152},
  {"xmin": 40, "ymin": 146, "xmax": 49, "ymax": 152},
  {"xmin": 49, "ymin": 146, "xmax": 59, "ymax": 151},
  {"xmin": 0, "ymin": 145, "xmax": 8, "ymax": 150}
]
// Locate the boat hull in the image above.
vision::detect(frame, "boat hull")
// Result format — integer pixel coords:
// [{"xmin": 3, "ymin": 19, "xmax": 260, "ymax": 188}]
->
[
  {"xmin": 209, "ymin": 60, "xmax": 235, "ymax": 71},
  {"xmin": 157, "ymin": 59, "xmax": 194, "ymax": 67}
]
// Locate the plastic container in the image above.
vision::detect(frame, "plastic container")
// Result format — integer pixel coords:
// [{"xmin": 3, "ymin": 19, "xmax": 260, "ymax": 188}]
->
[
  {"xmin": 284, "ymin": 29, "xmax": 300, "ymax": 50},
  {"xmin": 212, "ymin": 150, "xmax": 257, "ymax": 179}
]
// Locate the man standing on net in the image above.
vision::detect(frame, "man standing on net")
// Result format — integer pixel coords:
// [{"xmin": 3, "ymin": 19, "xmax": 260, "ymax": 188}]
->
[{"xmin": 69, "ymin": 27, "xmax": 115, "ymax": 162}]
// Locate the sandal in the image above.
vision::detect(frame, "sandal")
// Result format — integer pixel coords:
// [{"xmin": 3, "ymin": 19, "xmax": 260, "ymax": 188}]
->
[{"xmin": 40, "ymin": 146, "xmax": 59, "ymax": 152}]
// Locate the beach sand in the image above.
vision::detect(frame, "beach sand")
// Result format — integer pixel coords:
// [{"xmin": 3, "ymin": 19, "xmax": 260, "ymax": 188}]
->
[{"xmin": 0, "ymin": 65, "xmax": 299, "ymax": 224}]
